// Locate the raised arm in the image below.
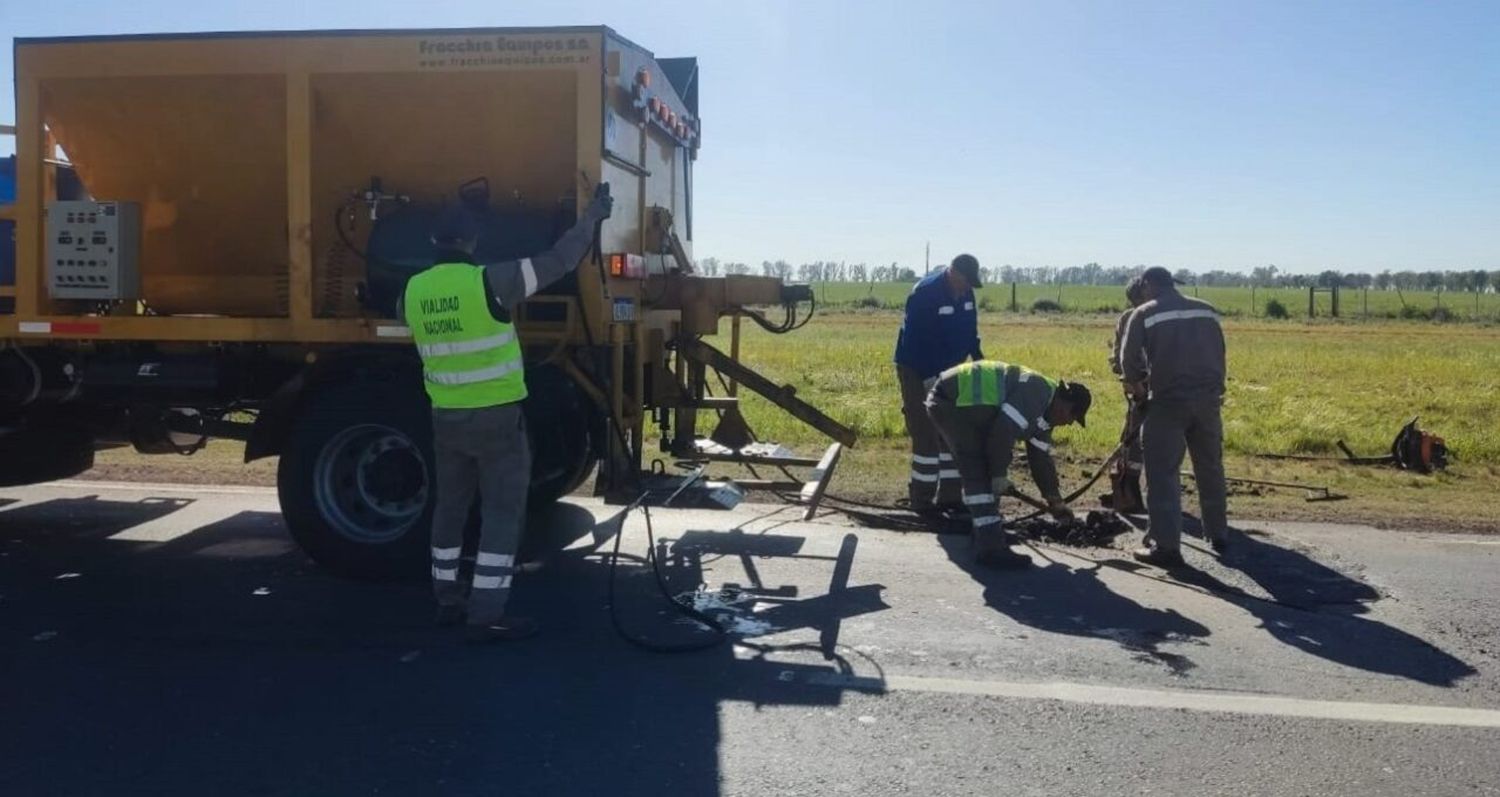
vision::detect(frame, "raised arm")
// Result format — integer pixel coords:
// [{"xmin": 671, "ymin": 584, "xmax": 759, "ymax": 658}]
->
[{"xmin": 483, "ymin": 185, "xmax": 614, "ymax": 310}]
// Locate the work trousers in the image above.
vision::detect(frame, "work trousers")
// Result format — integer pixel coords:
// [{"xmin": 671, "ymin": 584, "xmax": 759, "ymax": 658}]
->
[
  {"xmin": 429, "ymin": 403, "xmax": 531, "ymax": 627},
  {"xmin": 1122, "ymin": 397, "xmax": 1145, "ymax": 474},
  {"xmin": 926, "ymin": 398, "xmax": 1007, "ymax": 533},
  {"xmin": 897, "ymin": 365, "xmax": 960, "ymax": 508},
  {"xmin": 1142, "ymin": 397, "xmax": 1227, "ymax": 551}
]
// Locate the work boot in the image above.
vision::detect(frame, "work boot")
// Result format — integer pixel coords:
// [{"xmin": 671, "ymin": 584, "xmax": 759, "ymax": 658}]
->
[
  {"xmin": 1209, "ymin": 534, "xmax": 1231, "ymax": 559},
  {"xmin": 909, "ymin": 502, "xmax": 943, "ymax": 520},
  {"xmin": 465, "ymin": 617, "xmax": 540, "ymax": 643},
  {"xmin": 936, "ymin": 501, "xmax": 969, "ymax": 518},
  {"xmin": 435, "ymin": 604, "xmax": 466, "ymax": 628},
  {"xmin": 973, "ymin": 527, "xmax": 1030, "ymax": 570},
  {"xmin": 1132, "ymin": 541, "xmax": 1186, "ymax": 568}
]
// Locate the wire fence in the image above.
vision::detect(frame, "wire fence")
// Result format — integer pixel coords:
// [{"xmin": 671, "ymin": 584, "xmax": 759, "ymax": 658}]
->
[{"xmin": 810, "ymin": 281, "xmax": 1500, "ymax": 322}]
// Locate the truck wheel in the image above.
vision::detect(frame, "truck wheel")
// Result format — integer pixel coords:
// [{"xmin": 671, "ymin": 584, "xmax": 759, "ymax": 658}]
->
[
  {"xmin": 278, "ymin": 383, "xmax": 433, "ymax": 580},
  {"xmin": 277, "ymin": 367, "xmax": 596, "ymax": 580}
]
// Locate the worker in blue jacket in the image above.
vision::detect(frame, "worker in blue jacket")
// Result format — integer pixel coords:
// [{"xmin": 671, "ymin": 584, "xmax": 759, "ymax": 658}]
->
[{"xmin": 893, "ymin": 254, "xmax": 985, "ymax": 515}]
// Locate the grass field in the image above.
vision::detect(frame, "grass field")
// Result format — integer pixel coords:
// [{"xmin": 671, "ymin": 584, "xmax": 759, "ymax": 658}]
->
[
  {"xmin": 698, "ymin": 312, "xmax": 1500, "ymax": 532},
  {"xmin": 808, "ymin": 281, "xmax": 1500, "ymax": 321}
]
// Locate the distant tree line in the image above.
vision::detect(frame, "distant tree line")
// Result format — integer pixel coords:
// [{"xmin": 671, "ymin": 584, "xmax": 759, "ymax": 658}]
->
[
  {"xmin": 694, "ymin": 258, "xmax": 1499, "ymax": 292},
  {"xmin": 695, "ymin": 258, "xmax": 918, "ymax": 283}
]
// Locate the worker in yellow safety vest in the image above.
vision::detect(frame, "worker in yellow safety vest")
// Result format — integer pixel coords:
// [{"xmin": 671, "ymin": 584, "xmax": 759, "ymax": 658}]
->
[
  {"xmin": 401, "ymin": 183, "xmax": 612, "ymax": 642},
  {"xmin": 926, "ymin": 361, "xmax": 1091, "ymax": 568}
]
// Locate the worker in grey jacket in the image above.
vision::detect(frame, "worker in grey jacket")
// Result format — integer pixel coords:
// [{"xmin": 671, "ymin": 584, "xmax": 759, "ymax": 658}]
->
[
  {"xmin": 1118, "ymin": 266, "xmax": 1228, "ymax": 567},
  {"xmin": 926, "ymin": 361, "xmax": 1091, "ymax": 568},
  {"xmin": 1106, "ymin": 278, "xmax": 1148, "ymax": 513}
]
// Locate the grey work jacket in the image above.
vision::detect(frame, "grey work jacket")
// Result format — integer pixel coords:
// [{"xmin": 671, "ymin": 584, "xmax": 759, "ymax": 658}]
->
[
  {"xmin": 932, "ymin": 364, "xmax": 1063, "ymax": 501},
  {"xmin": 1120, "ymin": 288, "xmax": 1226, "ymax": 402}
]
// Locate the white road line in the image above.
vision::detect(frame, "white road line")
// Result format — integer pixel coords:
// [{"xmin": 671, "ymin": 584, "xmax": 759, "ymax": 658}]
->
[
  {"xmin": 49, "ymin": 480, "xmax": 277, "ymax": 497},
  {"xmin": 803, "ymin": 672, "xmax": 1500, "ymax": 729},
  {"xmin": 108, "ymin": 499, "xmax": 245, "ymax": 543}
]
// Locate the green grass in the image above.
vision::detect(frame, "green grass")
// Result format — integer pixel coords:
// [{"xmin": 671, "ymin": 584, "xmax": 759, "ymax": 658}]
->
[
  {"xmin": 703, "ymin": 312, "xmax": 1500, "ymax": 531},
  {"xmin": 810, "ymin": 281, "xmax": 1500, "ymax": 321},
  {"xmin": 710, "ymin": 314, "xmax": 1500, "ymax": 463}
]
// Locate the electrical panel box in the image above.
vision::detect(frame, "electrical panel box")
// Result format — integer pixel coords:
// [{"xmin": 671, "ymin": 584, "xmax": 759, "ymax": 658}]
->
[{"xmin": 46, "ymin": 200, "xmax": 141, "ymax": 300}]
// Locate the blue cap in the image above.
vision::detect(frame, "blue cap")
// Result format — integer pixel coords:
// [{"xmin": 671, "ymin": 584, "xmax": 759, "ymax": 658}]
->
[{"xmin": 432, "ymin": 206, "xmax": 479, "ymax": 244}]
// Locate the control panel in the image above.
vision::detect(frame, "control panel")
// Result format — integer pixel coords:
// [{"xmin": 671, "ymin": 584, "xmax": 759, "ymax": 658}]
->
[{"xmin": 46, "ymin": 200, "xmax": 141, "ymax": 300}]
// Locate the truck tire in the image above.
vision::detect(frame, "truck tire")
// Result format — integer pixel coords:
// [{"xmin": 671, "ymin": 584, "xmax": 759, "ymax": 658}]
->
[
  {"xmin": 278, "ymin": 367, "xmax": 596, "ymax": 580},
  {"xmin": 278, "ymin": 381, "xmax": 434, "ymax": 580}
]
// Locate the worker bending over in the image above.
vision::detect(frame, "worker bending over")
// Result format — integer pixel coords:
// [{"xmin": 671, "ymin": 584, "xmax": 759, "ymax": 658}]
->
[
  {"xmin": 1119, "ymin": 266, "xmax": 1229, "ymax": 567},
  {"xmin": 926, "ymin": 361, "xmax": 1092, "ymax": 568},
  {"xmin": 401, "ymin": 184, "xmax": 613, "ymax": 642},
  {"xmin": 1106, "ymin": 278, "xmax": 1148, "ymax": 513},
  {"xmin": 893, "ymin": 254, "xmax": 985, "ymax": 515}
]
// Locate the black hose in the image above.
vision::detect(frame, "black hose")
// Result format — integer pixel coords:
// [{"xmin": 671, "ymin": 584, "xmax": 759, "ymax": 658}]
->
[
  {"xmin": 333, "ymin": 202, "xmax": 369, "ymax": 261},
  {"xmin": 605, "ymin": 501, "xmax": 726, "ymax": 653},
  {"xmin": 811, "ymin": 424, "xmax": 1137, "ymax": 527},
  {"xmin": 579, "ymin": 213, "xmax": 725, "ymax": 653}
]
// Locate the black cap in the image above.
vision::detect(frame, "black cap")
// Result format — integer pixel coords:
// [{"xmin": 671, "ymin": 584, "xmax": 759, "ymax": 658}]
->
[
  {"xmin": 951, "ymin": 254, "xmax": 982, "ymax": 288},
  {"xmin": 1125, "ymin": 277, "xmax": 1147, "ymax": 306},
  {"xmin": 1140, "ymin": 266, "xmax": 1185, "ymax": 287},
  {"xmin": 432, "ymin": 206, "xmax": 480, "ymax": 245},
  {"xmin": 1056, "ymin": 381, "xmax": 1091, "ymax": 428}
]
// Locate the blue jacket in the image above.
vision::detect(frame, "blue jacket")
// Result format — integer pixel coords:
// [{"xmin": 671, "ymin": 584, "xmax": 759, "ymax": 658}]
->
[{"xmin": 893, "ymin": 270, "xmax": 982, "ymax": 379}]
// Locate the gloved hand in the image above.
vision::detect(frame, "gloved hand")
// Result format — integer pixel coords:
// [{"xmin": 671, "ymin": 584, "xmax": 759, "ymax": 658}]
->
[
  {"xmin": 1046, "ymin": 498, "xmax": 1074, "ymax": 522},
  {"xmin": 587, "ymin": 182, "xmax": 614, "ymax": 221}
]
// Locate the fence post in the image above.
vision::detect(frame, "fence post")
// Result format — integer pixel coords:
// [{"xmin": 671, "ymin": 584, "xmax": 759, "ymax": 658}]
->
[
  {"xmin": 1308, "ymin": 286, "xmax": 1315, "ymax": 318},
  {"xmin": 1363, "ymin": 287, "xmax": 1368, "ymax": 318},
  {"xmin": 1331, "ymin": 286, "xmax": 1340, "ymax": 318},
  {"xmin": 1251, "ymin": 285, "xmax": 1257, "ymax": 316},
  {"xmin": 1009, "ymin": 282, "xmax": 1018, "ymax": 312}
]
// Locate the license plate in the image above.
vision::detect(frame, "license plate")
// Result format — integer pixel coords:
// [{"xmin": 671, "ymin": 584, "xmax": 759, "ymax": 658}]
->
[{"xmin": 612, "ymin": 298, "xmax": 636, "ymax": 322}]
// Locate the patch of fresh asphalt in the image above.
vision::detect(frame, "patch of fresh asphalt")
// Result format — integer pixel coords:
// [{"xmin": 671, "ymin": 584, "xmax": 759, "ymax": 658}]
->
[{"xmin": 1, "ymin": 481, "xmax": 1496, "ymax": 795}]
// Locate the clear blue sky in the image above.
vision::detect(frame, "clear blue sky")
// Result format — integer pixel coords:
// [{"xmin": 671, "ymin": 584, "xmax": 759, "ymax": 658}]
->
[{"xmin": 4, "ymin": 0, "xmax": 1497, "ymax": 273}]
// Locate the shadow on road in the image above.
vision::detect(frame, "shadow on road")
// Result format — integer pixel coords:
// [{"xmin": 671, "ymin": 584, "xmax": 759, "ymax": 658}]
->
[
  {"xmin": 1202, "ymin": 525, "xmax": 1472, "ymax": 687},
  {"xmin": 938, "ymin": 532, "xmax": 1211, "ymax": 676},
  {"xmin": 1114, "ymin": 514, "xmax": 1475, "ymax": 687},
  {"xmin": 0, "ymin": 495, "xmax": 882, "ymax": 795}
]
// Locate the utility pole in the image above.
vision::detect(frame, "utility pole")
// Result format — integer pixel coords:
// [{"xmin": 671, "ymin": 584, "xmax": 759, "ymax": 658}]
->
[{"xmin": 924, "ymin": 241, "xmax": 930, "ymax": 276}]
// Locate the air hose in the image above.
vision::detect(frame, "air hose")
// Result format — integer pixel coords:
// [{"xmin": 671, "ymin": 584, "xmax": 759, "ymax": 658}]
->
[{"xmin": 575, "ymin": 186, "xmax": 725, "ymax": 653}]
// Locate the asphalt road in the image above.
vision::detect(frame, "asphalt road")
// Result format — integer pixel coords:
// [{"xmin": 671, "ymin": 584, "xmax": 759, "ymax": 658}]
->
[{"xmin": 1, "ymin": 481, "xmax": 1497, "ymax": 796}]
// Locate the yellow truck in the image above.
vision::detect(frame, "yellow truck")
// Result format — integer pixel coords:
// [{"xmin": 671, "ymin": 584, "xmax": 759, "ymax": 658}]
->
[{"xmin": 1, "ymin": 26, "xmax": 853, "ymax": 577}]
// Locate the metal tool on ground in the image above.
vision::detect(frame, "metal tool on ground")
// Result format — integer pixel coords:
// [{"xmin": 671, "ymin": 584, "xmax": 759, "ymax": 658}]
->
[{"xmin": 1183, "ymin": 471, "xmax": 1346, "ymax": 502}]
